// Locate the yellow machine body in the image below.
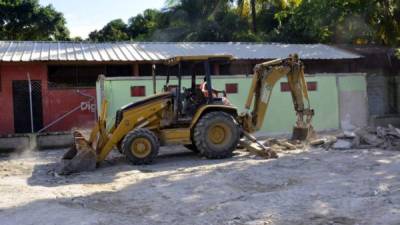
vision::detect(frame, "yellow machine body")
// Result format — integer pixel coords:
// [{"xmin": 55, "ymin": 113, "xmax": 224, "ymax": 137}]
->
[{"xmin": 80, "ymin": 93, "xmax": 239, "ymax": 163}]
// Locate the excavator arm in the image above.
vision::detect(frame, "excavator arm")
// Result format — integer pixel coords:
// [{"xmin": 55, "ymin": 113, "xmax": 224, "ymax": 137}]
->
[{"xmin": 240, "ymin": 54, "xmax": 315, "ymax": 140}]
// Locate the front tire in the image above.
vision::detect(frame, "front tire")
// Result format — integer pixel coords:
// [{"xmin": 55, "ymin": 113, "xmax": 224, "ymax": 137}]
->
[
  {"xmin": 121, "ymin": 128, "xmax": 159, "ymax": 165},
  {"xmin": 193, "ymin": 111, "xmax": 240, "ymax": 159}
]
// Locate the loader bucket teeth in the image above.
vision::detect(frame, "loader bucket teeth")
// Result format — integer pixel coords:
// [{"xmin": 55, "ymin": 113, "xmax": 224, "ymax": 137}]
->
[{"xmin": 58, "ymin": 131, "xmax": 97, "ymax": 175}]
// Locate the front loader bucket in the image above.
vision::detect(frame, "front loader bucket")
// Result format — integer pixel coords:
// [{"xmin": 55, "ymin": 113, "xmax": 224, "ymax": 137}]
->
[{"xmin": 58, "ymin": 131, "xmax": 97, "ymax": 175}]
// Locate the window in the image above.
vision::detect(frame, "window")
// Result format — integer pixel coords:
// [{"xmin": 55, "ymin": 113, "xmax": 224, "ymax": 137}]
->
[
  {"xmin": 225, "ymin": 83, "xmax": 238, "ymax": 94},
  {"xmin": 131, "ymin": 86, "xmax": 146, "ymax": 97},
  {"xmin": 307, "ymin": 81, "xmax": 318, "ymax": 91},
  {"xmin": 48, "ymin": 65, "xmax": 132, "ymax": 88},
  {"xmin": 280, "ymin": 82, "xmax": 291, "ymax": 92},
  {"xmin": 280, "ymin": 82, "xmax": 318, "ymax": 92}
]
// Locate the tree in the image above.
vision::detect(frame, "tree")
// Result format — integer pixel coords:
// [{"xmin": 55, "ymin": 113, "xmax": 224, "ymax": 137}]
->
[
  {"xmin": 0, "ymin": 0, "xmax": 69, "ymax": 40},
  {"xmin": 88, "ymin": 19, "xmax": 129, "ymax": 42},
  {"xmin": 71, "ymin": 36, "xmax": 83, "ymax": 42},
  {"xmin": 127, "ymin": 9, "xmax": 167, "ymax": 40},
  {"xmin": 235, "ymin": 0, "xmax": 256, "ymax": 32},
  {"xmin": 162, "ymin": 0, "xmax": 256, "ymax": 41},
  {"xmin": 366, "ymin": 0, "xmax": 400, "ymax": 46},
  {"xmin": 273, "ymin": 0, "xmax": 400, "ymax": 45},
  {"xmin": 84, "ymin": 0, "xmax": 399, "ymax": 46},
  {"xmin": 250, "ymin": 0, "xmax": 257, "ymax": 33},
  {"xmin": 234, "ymin": 0, "xmax": 301, "ymax": 35}
]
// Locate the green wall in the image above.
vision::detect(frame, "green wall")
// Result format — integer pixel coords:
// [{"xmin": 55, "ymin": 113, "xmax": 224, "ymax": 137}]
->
[
  {"xmin": 97, "ymin": 74, "xmax": 364, "ymax": 134},
  {"xmin": 338, "ymin": 75, "xmax": 367, "ymax": 91}
]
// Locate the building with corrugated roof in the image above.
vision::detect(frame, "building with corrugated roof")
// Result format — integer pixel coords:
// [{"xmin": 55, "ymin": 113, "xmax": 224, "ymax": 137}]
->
[
  {"xmin": 0, "ymin": 41, "xmax": 367, "ymax": 135},
  {"xmin": 0, "ymin": 41, "xmax": 360, "ymax": 61}
]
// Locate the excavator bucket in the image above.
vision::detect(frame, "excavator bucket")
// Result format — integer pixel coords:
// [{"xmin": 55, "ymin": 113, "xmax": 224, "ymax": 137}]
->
[
  {"xmin": 292, "ymin": 126, "xmax": 316, "ymax": 141},
  {"xmin": 59, "ymin": 131, "xmax": 97, "ymax": 175},
  {"xmin": 58, "ymin": 100, "xmax": 108, "ymax": 175},
  {"xmin": 291, "ymin": 110, "xmax": 317, "ymax": 141}
]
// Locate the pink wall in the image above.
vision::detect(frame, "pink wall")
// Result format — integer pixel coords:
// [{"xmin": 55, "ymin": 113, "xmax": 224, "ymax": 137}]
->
[
  {"xmin": 0, "ymin": 63, "xmax": 96, "ymax": 134},
  {"xmin": 44, "ymin": 88, "xmax": 96, "ymax": 132}
]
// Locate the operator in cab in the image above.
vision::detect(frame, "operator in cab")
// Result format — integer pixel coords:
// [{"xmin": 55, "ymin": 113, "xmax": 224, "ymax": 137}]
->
[{"xmin": 200, "ymin": 77, "xmax": 231, "ymax": 106}]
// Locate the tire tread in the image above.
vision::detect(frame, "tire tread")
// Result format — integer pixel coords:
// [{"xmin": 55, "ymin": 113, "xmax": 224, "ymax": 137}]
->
[
  {"xmin": 193, "ymin": 111, "xmax": 240, "ymax": 159},
  {"xmin": 121, "ymin": 128, "xmax": 159, "ymax": 165}
]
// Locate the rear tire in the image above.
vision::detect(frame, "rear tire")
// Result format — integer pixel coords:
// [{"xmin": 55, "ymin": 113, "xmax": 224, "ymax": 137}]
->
[
  {"xmin": 194, "ymin": 111, "xmax": 240, "ymax": 159},
  {"xmin": 121, "ymin": 128, "xmax": 159, "ymax": 165}
]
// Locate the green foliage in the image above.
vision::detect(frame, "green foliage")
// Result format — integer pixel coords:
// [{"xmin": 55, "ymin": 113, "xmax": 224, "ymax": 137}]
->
[
  {"xmin": 2, "ymin": 0, "xmax": 398, "ymax": 48},
  {"xmin": 71, "ymin": 36, "xmax": 83, "ymax": 42},
  {"xmin": 0, "ymin": 0, "xmax": 69, "ymax": 40},
  {"xmin": 128, "ymin": 9, "xmax": 168, "ymax": 40},
  {"xmin": 88, "ymin": 19, "xmax": 129, "ymax": 42},
  {"xmin": 273, "ymin": 0, "xmax": 400, "ymax": 45},
  {"xmin": 163, "ymin": 1, "xmax": 253, "ymax": 41}
]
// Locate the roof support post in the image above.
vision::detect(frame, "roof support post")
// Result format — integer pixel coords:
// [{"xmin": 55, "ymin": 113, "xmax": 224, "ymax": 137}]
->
[
  {"xmin": 213, "ymin": 63, "xmax": 220, "ymax": 75},
  {"xmin": 177, "ymin": 62, "xmax": 182, "ymax": 113},
  {"xmin": 152, "ymin": 64, "xmax": 156, "ymax": 94},
  {"xmin": 204, "ymin": 60, "xmax": 213, "ymax": 103},
  {"xmin": 133, "ymin": 63, "xmax": 139, "ymax": 76}
]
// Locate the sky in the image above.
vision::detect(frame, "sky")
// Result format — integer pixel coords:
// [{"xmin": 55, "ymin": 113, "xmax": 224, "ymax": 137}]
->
[{"xmin": 39, "ymin": 0, "xmax": 166, "ymax": 38}]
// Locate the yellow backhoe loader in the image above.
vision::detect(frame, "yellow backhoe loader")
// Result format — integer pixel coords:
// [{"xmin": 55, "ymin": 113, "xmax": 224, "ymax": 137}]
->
[{"xmin": 60, "ymin": 54, "xmax": 314, "ymax": 174}]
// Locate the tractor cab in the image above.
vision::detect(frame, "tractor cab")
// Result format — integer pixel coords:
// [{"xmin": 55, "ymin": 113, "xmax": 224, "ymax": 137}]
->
[{"xmin": 160, "ymin": 55, "xmax": 234, "ymax": 119}]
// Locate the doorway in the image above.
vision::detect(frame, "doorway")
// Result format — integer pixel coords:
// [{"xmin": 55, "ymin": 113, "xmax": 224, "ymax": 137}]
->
[{"xmin": 12, "ymin": 80, "xmax": 43, "ymax": 133}]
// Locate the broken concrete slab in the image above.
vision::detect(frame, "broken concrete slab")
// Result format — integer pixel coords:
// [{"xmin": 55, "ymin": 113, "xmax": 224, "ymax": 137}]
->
[
  {"xmin": 310, "ymin": 136, "xmax": 337, "ymax": 148},
  {"xmin": 245, "ymin": 142, "xmax": 277, "ymax": 158},
  {"xmin": 370, "ymin": 115, "xmax": 400, "ymax": 128},
  {"xmin": 354, "ymin": 128, "xmax": 385, "ymax": 146},
  {"xmin": 382, "ymin": 124, "xmax": 400, "ymax": 138},
  {"xmin": 260, "ymin": 138, "xmax": 305, "ymax": 151},
  {"xmin": 350, "ymin": 125, "xmax": 400, "ymax": 150},
  {"xmin": 332, "ymin": 139, "xmax": 352, "ymax": 150},
  {"xmin": 343, "ymin": 130, "xmax": 356, "ymax": 138}
]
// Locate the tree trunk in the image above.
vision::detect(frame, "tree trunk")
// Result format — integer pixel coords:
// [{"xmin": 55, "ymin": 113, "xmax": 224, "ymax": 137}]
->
[{"xmin": 250, "ymin": 0, "xmax": 257, "ymax": 33}]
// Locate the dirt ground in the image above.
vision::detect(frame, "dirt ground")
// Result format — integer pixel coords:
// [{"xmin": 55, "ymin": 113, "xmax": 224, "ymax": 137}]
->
[{"xmin": 0, "ymin": 146, "xmax": 399, "ymax": 225}]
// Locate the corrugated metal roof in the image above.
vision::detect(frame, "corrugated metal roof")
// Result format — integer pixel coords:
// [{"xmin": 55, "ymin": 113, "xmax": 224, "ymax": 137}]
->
[{"xmin": 0, "ymin": 41, "xmax": 361, "ymax": 62}]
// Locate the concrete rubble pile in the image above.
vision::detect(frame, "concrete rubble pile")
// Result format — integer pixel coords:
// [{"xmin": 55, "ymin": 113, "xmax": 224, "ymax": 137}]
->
[
  {"xmin": 352, "ymin": 124, "xmax": 400, "ymax": 150},
  {"xmin": 311, "ymin": 124, "xmax": 400, "ymax": 150},
  {"xmin": 260, "ymin": 138, "xmax": 305, "ymax": 152},
  {"xmin": 239, "ymin": 137, "xmax": 306, "ymax": 158},
  {"xmin": 237, "ymin": 124, "xmax": 400, "ymax": 158}
]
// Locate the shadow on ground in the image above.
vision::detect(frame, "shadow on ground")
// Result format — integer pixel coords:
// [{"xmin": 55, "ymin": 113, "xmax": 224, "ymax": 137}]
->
[{"xmin": 27, "ymin": 146, "xmax": 249, "ymax": 187}]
